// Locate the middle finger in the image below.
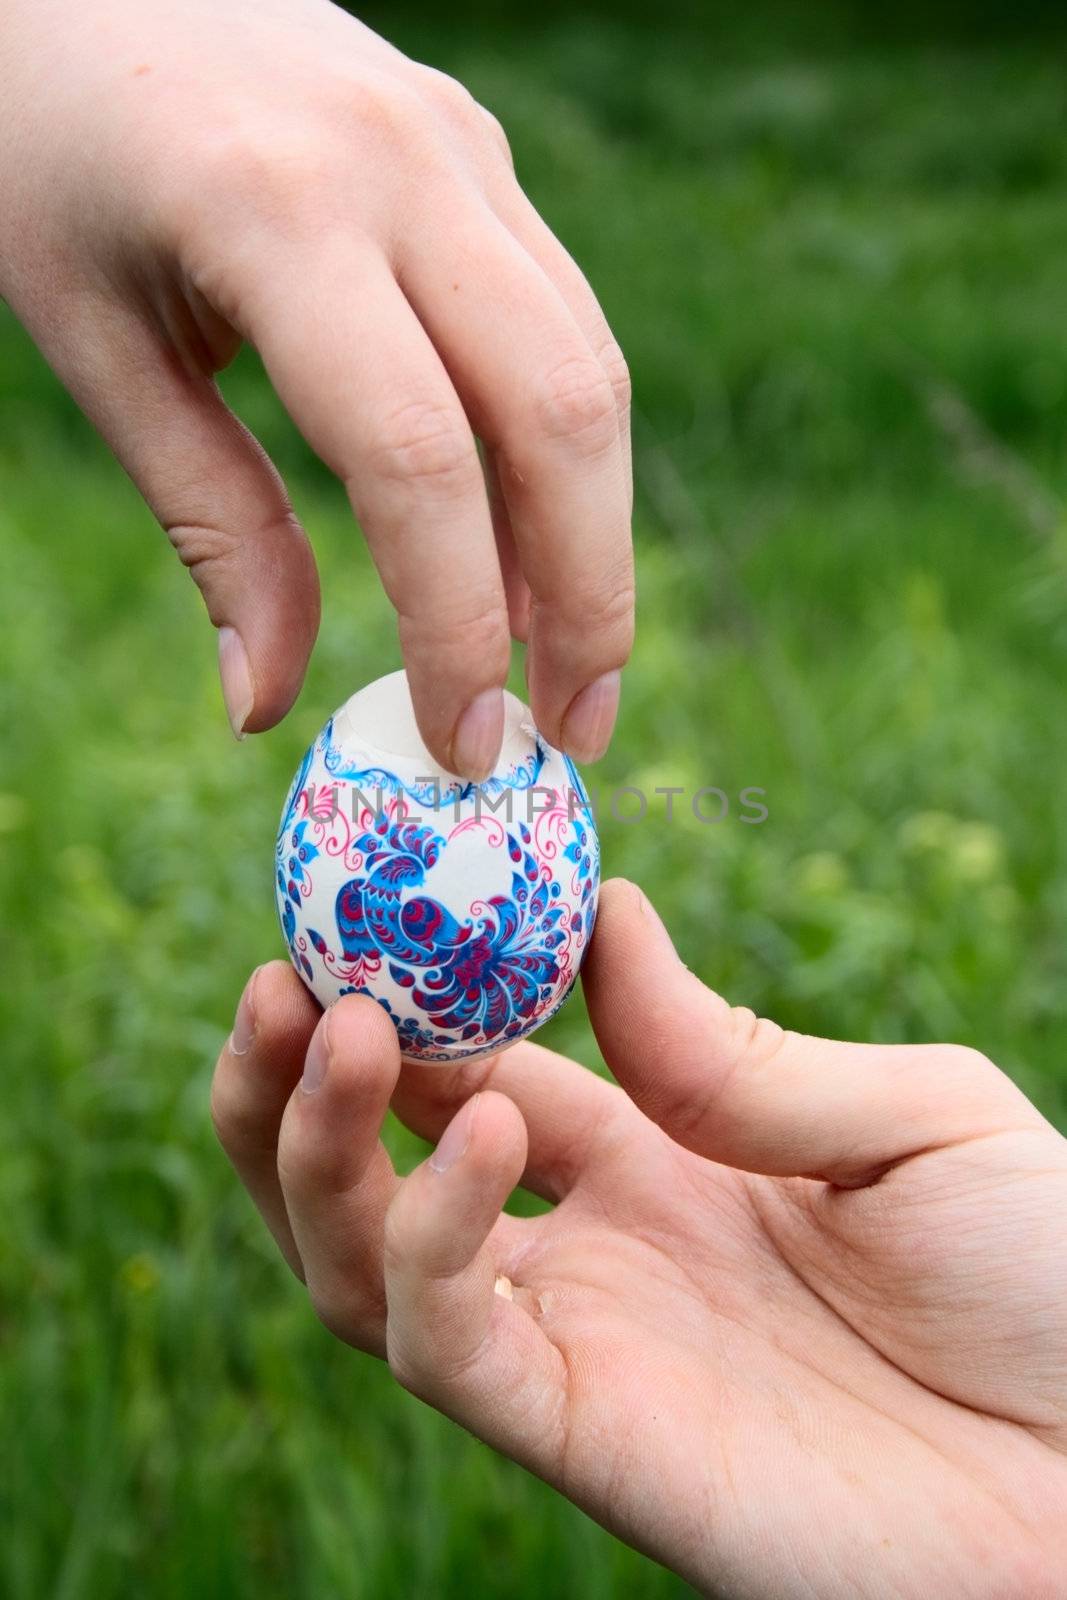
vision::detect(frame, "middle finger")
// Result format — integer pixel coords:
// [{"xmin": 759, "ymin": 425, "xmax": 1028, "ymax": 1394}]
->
[{"xmin": 397, "ymin": 201, "xmax": 635, "ymax": 761}]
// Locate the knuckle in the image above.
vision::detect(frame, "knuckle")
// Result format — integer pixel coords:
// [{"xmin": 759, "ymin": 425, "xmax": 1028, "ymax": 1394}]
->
[
  {"xmin": 274, "ymin": 1133, "xmax": 301, "ymax": 1196},
  {"xmin": 367, "ymin": 400, "xmax": 480, "ymax": 495},
  {"xmin": 166, "ymin": 520, "xmax": 241, "ymax": 573},
  {"xmin": 532, "ymin": 355, "xmax": 619, "ymax": 452},
  {"xmin": 347, "ymin": 75, "xmax": 427, "ymax": 147},
  {"xmin": 666, "ymin": 1088, "xmax": 710, "ymax": 1145},
  {"xmin": 166, "ymin": 522, "xmax": 247, "ymax": 623},
  {"xmin": 174, "ymin": 85, "xmax": 428, "ymax": 243},
  {"xmin": 388, "ymin": 1331, "xmax": 483, "ymax": 1397},
  {"xmin": 729, "ymin": 1008, "xmax": 787, "ymax": 1068},
  {"xmin": 209, "ymin": 1077, "xmax": 260, "ymax": 1158},
  {"xmin": 275, "ymin": 1114, "xmax": 320, "ymax": 1197},
  {"xmin": 386, "ymin": 1336, "xmax": 441, "ymax": 1400},
  {"xmin": 590, "ymin": 566, "xmax": 637, "ymax": 646},
  {"xmin": 385, "ymin": 1346, "xmax": 423, "ymax": 1395},
  {"xmin": 598, "ymin": 337, "xmax": 632, "ymax": 416},
  {"xmin": 399, "ymin": 590, "xmax": 509, "ymax": 663},
  {"xmin": 669, "ymin": 1008, "xmax": 786, "ymax": 1143},
  {"xmin": 194, "ymin": 126, "xmax": 332, "ymax": 219},
  {"xmin": 478, "ymin": 106, "xmax": 514, "ymax": 167},
  {"xmin": 382, "ymin": 1194, "xmax": 444, "ymax": 1288},
  {"xmin": 417, "ymin": 66, "xmax": 511, "ymax": 162},
  {"xmin": 418, "ymin": 66, "xmax": 482, "ymax": 126},
  {"xmin": 211, "ymin": 131, "xmax": 277, "ymax": 197},
  {"xmin": 307, "ymin": 1282, "xmax": 360, "ymax": 1347},
  {"xmin": 537, "ymin": 559, "xmax": 635, "ymax": 652},
  {"xmin": 381, "ymin": 1206, "xmax": 411, "ymax": 1278},
  {"xmin": 309, "ymin": 1275, "xmax": 386, "ymax": 1353},
  {"xmin": 208, "ymin": 1076, "xmax": 235, "ymax": 1148},
  {"xmin": 937, "ymin": 1043, "xmax": 997, "ymax": 1083}
]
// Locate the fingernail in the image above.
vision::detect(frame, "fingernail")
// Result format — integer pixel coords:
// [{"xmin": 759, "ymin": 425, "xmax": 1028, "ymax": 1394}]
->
[
  {"xmin": 637, "ymin": 888, "xmax": 669, "ymax": 937},
  {"xmin": 450, "ymin": 690, "xmax": 504, "ymax": 782},
  {"xmin": 230, "ymin": 967, "xmax": 261, "ymax": 1056},
  {"xmin": 302, "ymin": 1011, "xmax": 332, "ymax": 1095},
  {"xmin": 218, "ymin": 626, "xmax": 254, "ymax": 741},
  {"xmin": 561, "ymin": 670, "xmax": 620, "ymax": 764},
  {"xmin": 430, "ymin": 1093, "xmax": 480, "ymax": 1173},
  {"xmin": 635, "ymin": 888, "xmax": 684, "ymax": 965}
]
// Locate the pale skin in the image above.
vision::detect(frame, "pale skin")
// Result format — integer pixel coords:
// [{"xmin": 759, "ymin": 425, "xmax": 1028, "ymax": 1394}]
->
[
  {"xmin": 0, "ymin": 0, "xmax": 633, "ymax": 777},
  {"xmin": 10, "ymin": 5, "xmax": 1066, "ymax": 1588},
  {"xmin": 213, "ymin": 879, "xmax": 1067, "ymax": 1598}
]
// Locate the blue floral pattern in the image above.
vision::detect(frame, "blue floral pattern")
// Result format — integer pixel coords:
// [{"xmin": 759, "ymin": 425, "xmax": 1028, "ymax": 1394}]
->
[
  {"xmin": 331, "ymin": 817, "xmax": 577, "ymax": 1044},
  {"xmin": 275, "ymin": 718, "xmax": 599, "ymax": 1061}
]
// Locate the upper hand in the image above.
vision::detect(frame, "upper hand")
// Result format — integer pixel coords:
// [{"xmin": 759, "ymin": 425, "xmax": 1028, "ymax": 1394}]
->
[
  {"xmin": 211, "ymin": 879, "xmax": 1067, "ymax": 1597},
  {"xmin": 0, "ymin": 0, "xmax": 633, "ymax": 775}
]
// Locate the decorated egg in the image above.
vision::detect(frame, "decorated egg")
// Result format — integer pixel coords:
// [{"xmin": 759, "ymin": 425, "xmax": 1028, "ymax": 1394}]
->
[{"xmin": 275, "ymin": 670, "xmax": 600, "ymax": 1063}]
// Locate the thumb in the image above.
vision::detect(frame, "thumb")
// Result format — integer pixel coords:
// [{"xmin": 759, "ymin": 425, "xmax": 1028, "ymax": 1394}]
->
[
  {"xmin": 584, "ymin": 879, "xmax": 1043, "ymax": 1187},
  {"xmin": 38, "ymin": 301, "xmax": 320, "ymax": 734}
]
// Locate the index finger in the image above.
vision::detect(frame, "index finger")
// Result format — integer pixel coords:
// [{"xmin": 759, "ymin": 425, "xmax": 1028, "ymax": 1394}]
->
[
  {"xmin": 392, "ymin": 1038, "xmax": 634, "ymax": 1202},
  {"xmin": 242, "ymin": 240, "xmax": 512, "ymax": 780}
]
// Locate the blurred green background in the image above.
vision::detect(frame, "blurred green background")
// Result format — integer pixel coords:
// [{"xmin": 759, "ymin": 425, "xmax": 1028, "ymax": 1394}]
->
[{"xmin": 4, "ymin": 2, "xmax": 1067, "ymax": 1595}]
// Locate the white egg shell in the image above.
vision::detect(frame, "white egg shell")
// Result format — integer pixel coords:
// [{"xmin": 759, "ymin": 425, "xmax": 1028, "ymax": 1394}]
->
[{"xmin": 275, "ymin": 670, "xmax": 599, "ymax": 1063}]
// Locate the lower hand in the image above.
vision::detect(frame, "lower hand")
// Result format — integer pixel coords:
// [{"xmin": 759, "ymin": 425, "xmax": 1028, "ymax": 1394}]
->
[{"xmin": 211, "ymin": 880, "xmax": 1067, "ymax": 1596}]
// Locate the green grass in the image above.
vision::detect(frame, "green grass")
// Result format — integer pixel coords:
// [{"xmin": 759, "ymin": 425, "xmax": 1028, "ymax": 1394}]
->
[{"xmin": 4, "ymin": 4, "xmax": 1067, "ymax": 1594}]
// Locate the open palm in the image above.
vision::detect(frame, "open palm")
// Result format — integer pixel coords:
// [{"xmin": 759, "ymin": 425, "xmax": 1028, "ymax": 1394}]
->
[{"xmin": 213, "ymin": 880, "xmax": 1067, "ymax": 1597}]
